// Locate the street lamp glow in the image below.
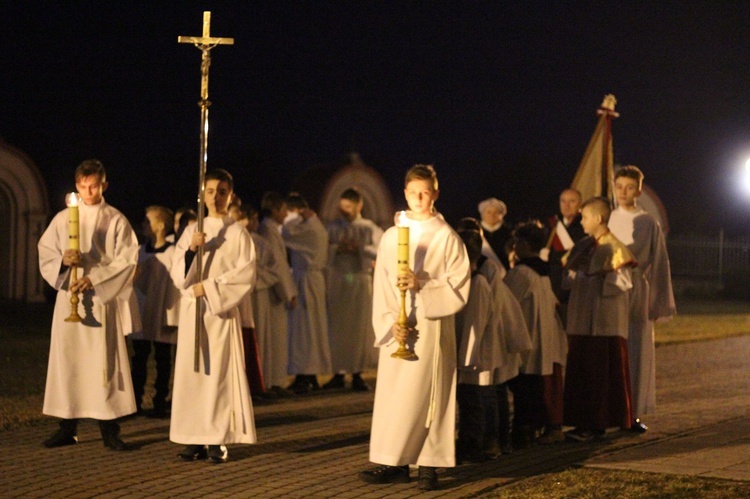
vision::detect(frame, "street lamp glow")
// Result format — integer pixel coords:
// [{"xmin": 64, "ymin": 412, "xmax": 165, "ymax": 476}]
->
[{"xmin": 742, "ymin": 158, "xmax": 750, "ymax": 195}]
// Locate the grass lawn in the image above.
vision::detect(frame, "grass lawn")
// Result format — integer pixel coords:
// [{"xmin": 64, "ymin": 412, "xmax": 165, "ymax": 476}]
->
[{"xmin": 488, "ymin": 468, "xmax": 750, "ymax": 498}]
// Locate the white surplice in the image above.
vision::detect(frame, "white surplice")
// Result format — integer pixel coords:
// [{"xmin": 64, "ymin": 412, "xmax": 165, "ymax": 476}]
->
[
  {"xmin": 456, "ymin": 273, "xmax": 495, "ymax": 386},
  {"xmin": 131, "ymin": 243, "xmax": 180, "ymax": 343},
  {"xmin": 326, "ymin": 216, "xmax": 383, "ymax": 373},
  {"xmin": 257, "ymin": 217, "xmax": 297, "ymax": 387},
  {"xmin": 478, "ymin": 258, "xmax": 531, "ymax": 385},
  {"xmin": 169, "ymin": 216, "xmax": 257, "ymax": 445},
  {"xmin": 249, "ymin": 231, "xmax": 281, "ymax": 387},
  {"xmin": 369, "ymin": 213, "xmax": 471, "ymax": 468},
  {"xmin": 503, "ymin": 263, "xmax": 567, "ymax": 376},
  {"xmin": 38, "ymin": 200, "xmax": 140, "ymax": 420},
  {"xmin": 609, "ymin": 206, "xmax": 676, "ymax": 416},
  {"xmin": 283, "ymin": 215, "xmax": 332, "ymax": 375}
]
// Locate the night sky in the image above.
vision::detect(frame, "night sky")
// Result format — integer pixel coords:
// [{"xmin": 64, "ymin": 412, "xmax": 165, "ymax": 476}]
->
[{"xmin": 3, "ymin": 1, "xmax": 750, "ymax": 234}]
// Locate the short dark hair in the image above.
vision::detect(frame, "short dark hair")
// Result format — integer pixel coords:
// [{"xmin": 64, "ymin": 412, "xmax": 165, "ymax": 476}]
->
[
  {"xmin": 512, "ymin": 220, "xmax": 546, "ymax": 253},
  {"xmin": 286, "ymin": 193, "xmax": 309, "ymax": 210},
  {"xmin": 581, "ymin": 197, "xmax": 612, "ymax": 224},
  {"xmin": 458, "ymin": 229, "xmax": 483, "ymax": 264},
  {"xmin": 614, "ymin": 165, "xmax": 644, "ymax": 190},
  {"xmin": 340, "ymin": 187, "xmax": 361, "ymax": 203},
  {"xmin": 260, "ymin": 191, "xmax": 285, "ymax": 216},
  {"xmin": 405, "ymin": 164, "xmax": 438, "ymax": 190},
  {"xmin": 455, "ymin": 217, "xmax": 482, "ymax": 234},
  {"xmin": 205, "ymin": 168, "xmax": 234, "ymax": 191},
  {"xmin": 75, "ymin": 159, "xmax": 106, "ymax": 183}
]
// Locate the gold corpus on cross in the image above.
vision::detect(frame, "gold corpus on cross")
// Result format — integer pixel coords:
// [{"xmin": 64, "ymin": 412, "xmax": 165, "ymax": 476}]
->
[{"xmin": 178, "ymin": 11, "xmax": 234, "ymax": 372}]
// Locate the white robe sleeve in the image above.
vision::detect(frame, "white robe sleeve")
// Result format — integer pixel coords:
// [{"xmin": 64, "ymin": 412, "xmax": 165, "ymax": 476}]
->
[
  {"xmin": 87, "ymin": 214, "xmax": 139, "ymax": 305},
  {"xmin": 419, "ymin": 231, "xmax": 471, "ymax": 320},
  {"xmin": 38, "ymin": 211, "xmax": 71, "ymax": 291},
  {"xmin": 202, "ymin": 229, "xmax": 257, "ymax": 316}
]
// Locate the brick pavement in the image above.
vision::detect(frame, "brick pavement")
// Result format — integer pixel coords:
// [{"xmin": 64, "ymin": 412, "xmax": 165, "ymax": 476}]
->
[{"xmin": 2, "ymin": 335, "xmax": 750, "ymax": 498}]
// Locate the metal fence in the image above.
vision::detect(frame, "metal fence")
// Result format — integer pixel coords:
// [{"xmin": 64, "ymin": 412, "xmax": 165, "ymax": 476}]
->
[{"xmin": 668, "ymin": 231, "xmax": 750, "ymax": 277}]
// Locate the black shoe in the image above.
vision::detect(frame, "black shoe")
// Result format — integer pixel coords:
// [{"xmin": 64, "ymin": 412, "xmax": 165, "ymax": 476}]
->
[
  {"xmin": 270, "ymin": 385, "xmax": 295, "ymax": 398},
  {"xmin": 418, "ymin": 466, "xmax": 438, "ymax": 491},
  {"xmin": 630, "ymin": 418, "xmax": 648, "ymax": 433},
  {"xmin": 308, "ymin": 375, "xmax": 321, "ymax": 390},
  {"xmin": 103, "ymin": 434, "xmax": 129, "ymax": 451},
  {"xmin": 565, "ymin": 428, "xmax": 595, "ymax": 442},
  {"xmin": 457, "ymin": 446, "xmax": 487, "ymax": 464},
  {"xmin": 178, "ymin": 444, "xmax": 208, "ymax": 461},
  {"xmin": 43, "ymin": 430, "xmax": 78, "ymax": 448},
  {"xmin": 287, "ymin": 377, "xmax": 312, "ymax": 395},
  {"xmin": 359, "ymin": 465, "xmax": 410, "ymax": 484},
  {"xmin": 352, "ymin": 375, "xmax": 371, "ymax": 392},
  {"xmin": 208, "ymin": 445, "xmax": 228, "ymax": 464},
  {"xmin": 323, "ymin": 374, "xmax": 345, "ymax": 389},
  {"xmin": 99, "ymin": 420, "xmax": 129, "ymax": 451}
]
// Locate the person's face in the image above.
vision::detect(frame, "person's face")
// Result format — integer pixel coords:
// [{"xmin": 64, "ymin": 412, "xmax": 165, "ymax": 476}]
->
[
  {"xmin": 173, "ymin": 212, "xmax": 183, "ymax": 233},
  {"xmin": 143, "ymin": 210, "xmax": 164, "ymax": 240},
  {"xmin": 339, "ymin": 198, "xmax": 361, "ymax": 222},
  {"xmin": 204, "ymin": 179, "xmax": 233, "ymax": 216},
  {"xmin": 227, "ymin": 205, "xmax": 241, "ymax": 222},
  {"xmin": 271, "ymin": 203, "xmax": 288, "ymax": 224},
  {"xmin": 246, "ymin": 213, "xmax": 260, "ymax": 232},
  {"xmin": 580, "ymin": 205, "xmax": 601, "ymax": 237},
  {"xmin": 559, "ymin": 190, "xmax": 582, "ymax": 220},
  {"xmin": 480, "ymin": 206, "xmax": 504, "ymax": 226},
  {"xmin": 75, "ymin": 175, "xmax": 107, "ymax": 206},
  {"xmin": 614, "ymin": 176, "xmax": 641, "ymax": 209},
  {"xmin": 404, "ymin": 178, "xmax": 438, "ymax": 220}
]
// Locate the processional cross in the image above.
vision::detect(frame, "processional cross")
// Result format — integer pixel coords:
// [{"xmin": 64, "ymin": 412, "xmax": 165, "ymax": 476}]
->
[{"xmin": 178, "ymin": 12, "xmax": 234, "ymax": 372}]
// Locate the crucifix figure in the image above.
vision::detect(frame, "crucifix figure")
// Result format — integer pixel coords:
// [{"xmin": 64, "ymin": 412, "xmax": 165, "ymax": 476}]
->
[{"xmin": 178, "ymin": 11, "xmax": 234, "ymax": 372}]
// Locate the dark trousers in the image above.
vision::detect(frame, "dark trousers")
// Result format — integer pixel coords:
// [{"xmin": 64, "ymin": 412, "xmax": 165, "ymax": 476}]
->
[
  {"xmin": 457, "ymin": 384, "xmax": 498, "ymax": 453},
  {"xmin": 131, "ymin": 339, "xmax": 173, "ymax": 410},
  {"xmin": 493, "ymin": 382, "xmax": 511, "ymax": 448}
]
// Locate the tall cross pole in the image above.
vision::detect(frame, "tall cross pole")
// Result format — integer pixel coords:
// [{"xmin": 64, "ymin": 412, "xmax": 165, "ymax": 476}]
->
[{"xmin": 178, "ymin": 11, "xmax": 234, "ymax": 372}]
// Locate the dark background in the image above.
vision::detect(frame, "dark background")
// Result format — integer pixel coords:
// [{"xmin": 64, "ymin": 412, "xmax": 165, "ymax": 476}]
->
[{"xmin": 3, "ymin": 1, "xmax": 750, "ymax": 234}]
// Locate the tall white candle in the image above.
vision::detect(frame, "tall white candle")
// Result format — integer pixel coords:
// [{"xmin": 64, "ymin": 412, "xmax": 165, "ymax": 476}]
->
[{"xmin": 66, "ymin": 193, "xmax": 79, "ymax": 251}]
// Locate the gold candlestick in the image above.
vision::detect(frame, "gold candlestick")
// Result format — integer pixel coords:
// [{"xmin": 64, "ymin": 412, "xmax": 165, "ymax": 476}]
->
[
  {"xmin": 391, "ymin": 212, "xmax": 417, "ymax": 360},
  {"xmin": 65, "ymin": 193, "xmax": 81, "ymax": 323}
]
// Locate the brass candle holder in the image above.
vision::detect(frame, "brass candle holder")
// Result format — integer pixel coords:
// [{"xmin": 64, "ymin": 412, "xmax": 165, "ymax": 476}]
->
[
  {"xmin": 391, "ymin": 216, "xmax": 417, "ymax": 360},
  {"xmin": 65, "ymin": 265, "xmax": 82, "ymax": 323}
]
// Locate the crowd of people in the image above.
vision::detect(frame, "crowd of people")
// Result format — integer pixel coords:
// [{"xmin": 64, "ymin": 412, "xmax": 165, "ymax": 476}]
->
[{"xmin": 37, "ymin": 159, "xmax": 675, "ymax": 491}]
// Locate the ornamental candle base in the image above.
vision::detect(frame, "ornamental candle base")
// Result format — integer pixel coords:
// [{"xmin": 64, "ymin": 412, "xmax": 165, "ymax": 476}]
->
[
  {"xmin": 65, "ymin": 265, "xmax": 82, "ymax": 323},
  {"xmin": 391, "ymin": 288, "xmax": 417, "ymax": 360}
]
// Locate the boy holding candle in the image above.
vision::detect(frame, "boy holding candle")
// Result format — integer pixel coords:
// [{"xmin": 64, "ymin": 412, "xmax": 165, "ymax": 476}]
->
[
  {"xmin": 359, "ymin": 164, "xmax": 471, "ymax": 491},
  {"xmin": 38, "ymin": 159, "xmax": 140, "ymax": 450},
  {"xmin": 169, "ymin": 168, "xmax": 257, "ymax": 464}
]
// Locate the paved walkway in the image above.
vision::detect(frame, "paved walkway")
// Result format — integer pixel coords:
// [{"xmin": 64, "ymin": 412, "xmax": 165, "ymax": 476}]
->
[{"xmin": 1, "ymin": 335, "xmax": 749, "ymax": 498}]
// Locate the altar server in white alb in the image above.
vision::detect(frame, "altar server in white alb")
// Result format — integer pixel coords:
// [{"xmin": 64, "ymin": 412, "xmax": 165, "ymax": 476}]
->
[
  {"xmin": 283, "ymin": 193, "xmax": 332, "ymax": 394},
  {"xmin": 258, "ymin": 192, "xmax": 298, "ymax": 396},
  {"xmin": 359, "ymin": 165, "xmax": 471, "ymax": 491},
  {"xmin": 323, "ymin": 188, "xmax": 383, "ymax": 392},
  {"xmin": 608, "ymin": 165, "xmax": 676, "ymax": 433},
  {"xmin": 130, "ymin": 205, "xmax": 180, "ymax": 418},
  {"xmin": 38, "ymin": 159, "xmax": 139, "ymax": 451},
  {"xmin": 170, "ymin": 169, "xmax": 257, "ymax": 464}
]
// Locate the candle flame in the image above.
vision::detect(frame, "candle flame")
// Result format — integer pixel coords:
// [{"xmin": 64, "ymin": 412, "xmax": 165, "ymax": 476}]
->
[
  {"xmin": 66, "ymin": 192, "xmax": 80, "ymax": 207},
  {"xmin": 397, "ymin": 210, "xmax": 407, "ymax": 227}
]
